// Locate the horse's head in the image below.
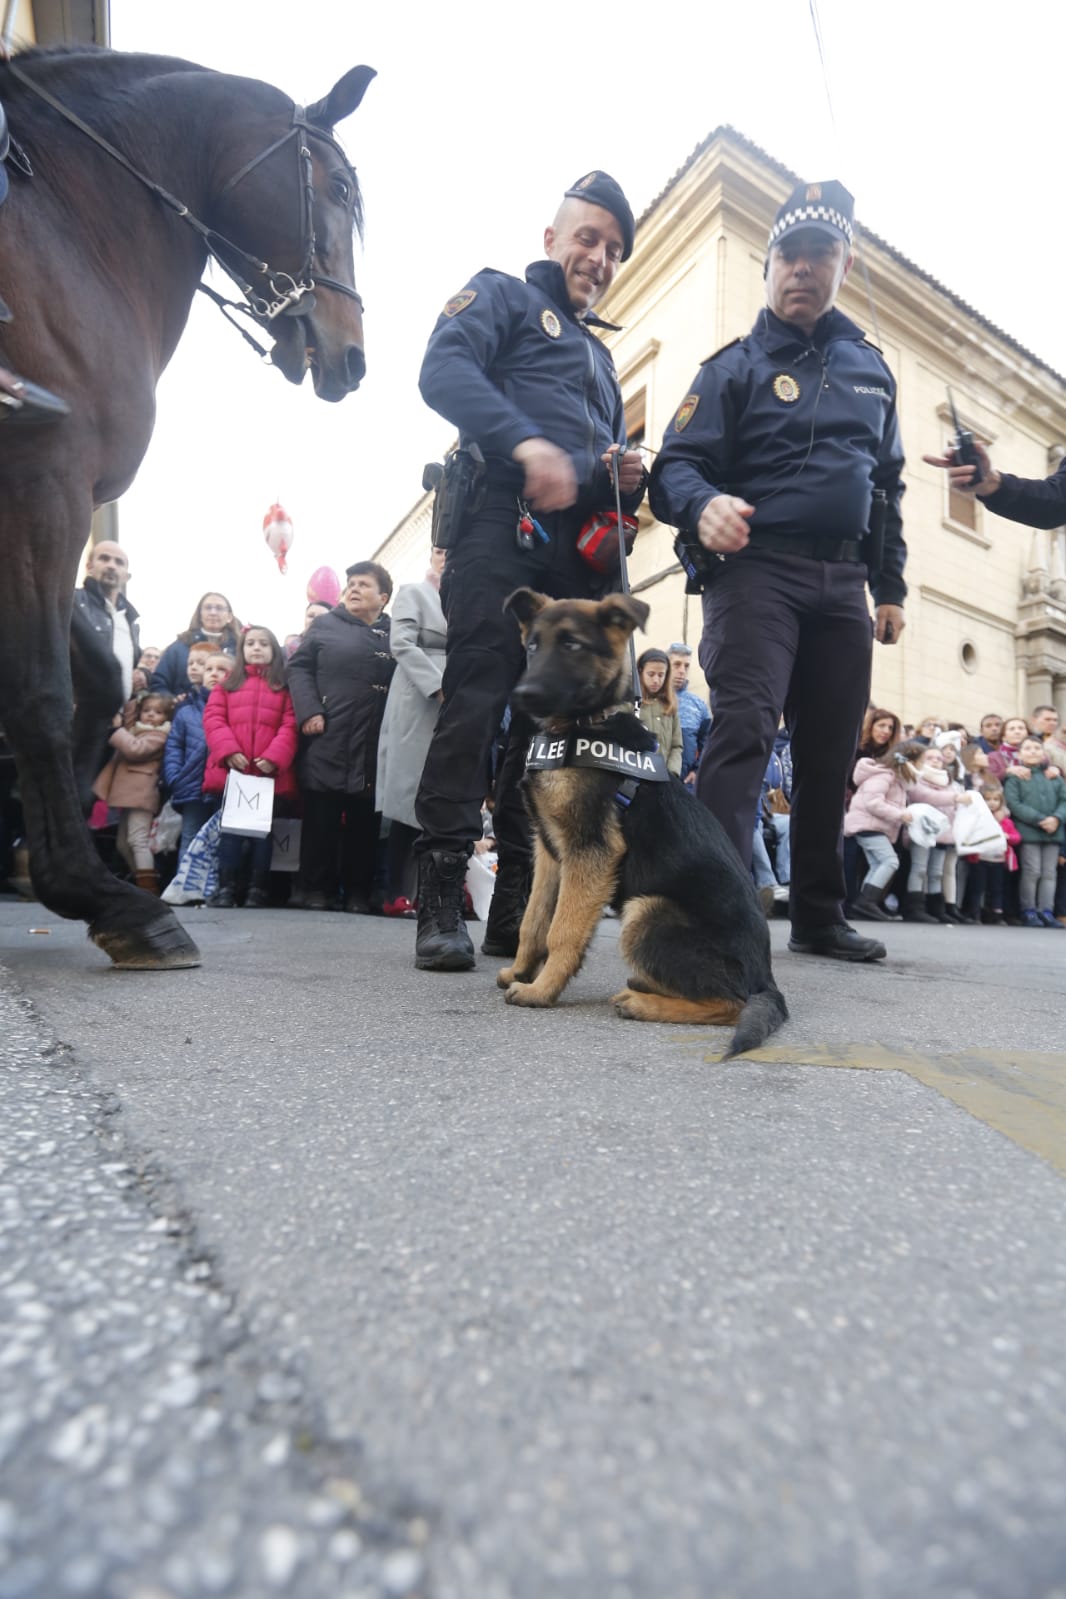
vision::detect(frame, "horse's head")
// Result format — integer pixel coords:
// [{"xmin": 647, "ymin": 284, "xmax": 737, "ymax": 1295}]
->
[{"xmin": 212, "ymin": 65, "xmax": 375, "ymax": 401}]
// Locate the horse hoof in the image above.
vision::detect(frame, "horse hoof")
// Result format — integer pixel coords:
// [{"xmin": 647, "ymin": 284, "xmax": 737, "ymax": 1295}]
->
[{"xmin": 91, "ymin": 911, "xmax": 202, "ymax": 970}]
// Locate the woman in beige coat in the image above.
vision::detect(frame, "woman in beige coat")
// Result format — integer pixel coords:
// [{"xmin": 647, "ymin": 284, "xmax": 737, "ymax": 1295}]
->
[
  {"xmin": 636, "ymin": 649, "xmax": 683, "ymax": 777},
  {"xmin": 94, "ymin": 692, "xmax": 174, "ymax": 892},
  {"xmin": 375, "ymin": 552, "xmax": 447, "ymax": 913}
]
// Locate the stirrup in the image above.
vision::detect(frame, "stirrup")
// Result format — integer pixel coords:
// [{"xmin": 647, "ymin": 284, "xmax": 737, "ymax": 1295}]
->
[{"xmin": 0, "ymin": 366, "xmax": 70, "ymax": 421}]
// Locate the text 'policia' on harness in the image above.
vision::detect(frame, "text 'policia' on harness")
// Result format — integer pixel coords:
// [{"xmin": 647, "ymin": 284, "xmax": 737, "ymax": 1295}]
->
[
  {"xmin": 5, "ymin": 59, "xmax": 363, "ymax": 361},
  {"xmin": 525, "ymin": 453, "xmax": 670, "ymax": 809}
]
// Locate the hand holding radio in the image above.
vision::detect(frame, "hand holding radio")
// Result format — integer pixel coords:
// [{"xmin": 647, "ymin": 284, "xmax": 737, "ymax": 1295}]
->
[{"xmin": 921, "ymin": 389, "xmax": 1001, "ymax": 497}]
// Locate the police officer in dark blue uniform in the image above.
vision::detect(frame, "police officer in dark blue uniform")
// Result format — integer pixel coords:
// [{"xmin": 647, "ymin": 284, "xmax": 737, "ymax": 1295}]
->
[
  {"xmin": 650, "ymin": 180, "xmax": 907, "ymax": 963},
  {"xmin": 414, "ymin": 171, "xmax": 646, "ymax": 972}
]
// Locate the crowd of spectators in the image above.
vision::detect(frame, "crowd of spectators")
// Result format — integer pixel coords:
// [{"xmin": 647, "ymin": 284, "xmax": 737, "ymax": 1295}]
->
[{"xmin": 1, "ymin": 557, "xmax": 1063, "ymax": 937}]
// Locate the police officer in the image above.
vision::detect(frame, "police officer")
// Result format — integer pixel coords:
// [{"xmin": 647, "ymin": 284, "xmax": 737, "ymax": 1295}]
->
[
  {"xmin": 414, "ymin": 171, "xmax": 645, "ymax": 972},
  {"xmin": 922, "ymin": 439, "xmax": 1066, "ymax": 529},
  {"xmin": 650, "ymin": 180, "xmax": 907, "ymax": 963}
]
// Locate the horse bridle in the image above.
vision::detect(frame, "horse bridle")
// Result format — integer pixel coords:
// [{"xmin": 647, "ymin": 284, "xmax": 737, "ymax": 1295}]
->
[{"xmin": 6, "ymin": 60, "xmax": 363, "ymax": 360}]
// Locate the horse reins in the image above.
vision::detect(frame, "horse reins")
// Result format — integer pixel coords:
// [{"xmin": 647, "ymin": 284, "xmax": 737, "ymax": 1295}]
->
[{"xmin": 5, "ymin": 60, "xmax": 363, "ymax": 361}]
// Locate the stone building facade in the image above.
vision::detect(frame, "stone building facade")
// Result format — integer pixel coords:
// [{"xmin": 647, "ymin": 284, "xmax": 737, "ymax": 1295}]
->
[{"xmin": 375, "ymin": 127, "xmax": 1066, "ymax": 724}]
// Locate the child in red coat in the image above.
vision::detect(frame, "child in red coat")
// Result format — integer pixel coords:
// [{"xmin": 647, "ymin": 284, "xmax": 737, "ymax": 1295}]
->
[{"xmin": 202, "ymin": 627, "xmax": 297, "ymax": 908}]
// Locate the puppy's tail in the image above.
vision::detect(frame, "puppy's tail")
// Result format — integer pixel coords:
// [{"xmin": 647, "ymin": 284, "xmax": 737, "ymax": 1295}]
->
[{"xmin": 724, "ymin": 986, "xmax": 788, "ymax": 1060}]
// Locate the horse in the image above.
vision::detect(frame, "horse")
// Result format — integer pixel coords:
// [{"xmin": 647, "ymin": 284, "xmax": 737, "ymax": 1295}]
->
[{"xmin": 0, "ymin": 45, "xmax": 375, "ymax": 970}]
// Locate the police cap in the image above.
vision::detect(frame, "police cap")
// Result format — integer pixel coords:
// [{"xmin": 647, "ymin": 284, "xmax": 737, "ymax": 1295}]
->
[
  {"xmin": 564, "ymin": 170, "xmax": 635, "ymax": 261},
  {"xmin": 767, "ymin": 179, "xmax": 854, "ymax": 252}
]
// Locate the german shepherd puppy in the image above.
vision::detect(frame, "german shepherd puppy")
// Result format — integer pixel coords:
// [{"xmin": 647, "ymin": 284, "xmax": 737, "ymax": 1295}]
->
[{"xmin": 499, "ymin": 588, "xmax": 787, "ymax": 1058}]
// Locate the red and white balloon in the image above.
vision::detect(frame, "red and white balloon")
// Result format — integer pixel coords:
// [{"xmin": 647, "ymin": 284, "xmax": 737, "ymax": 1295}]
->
[{"xmin": 263, "ymin": 502, "xmax": 294, "ymax": 574}]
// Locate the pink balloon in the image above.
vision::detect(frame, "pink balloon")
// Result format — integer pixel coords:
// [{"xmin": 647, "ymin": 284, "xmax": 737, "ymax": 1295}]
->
[{"xmin": 306, "ymin": 566, "xmax": 341, "ymax": 607}]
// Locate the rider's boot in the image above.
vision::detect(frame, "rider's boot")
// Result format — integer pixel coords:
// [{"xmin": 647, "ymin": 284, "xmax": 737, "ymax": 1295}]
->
[{"xmin": 0, "ymin": 294, "xmax": 70, "ymax": 422}]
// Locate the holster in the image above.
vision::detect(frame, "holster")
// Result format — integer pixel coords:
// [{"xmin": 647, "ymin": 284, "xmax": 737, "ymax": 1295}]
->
[
  {"xmin": 673, "ymin": 531, "xmax": 723, "ymax": 595},
  {"xmin": 862, "ymin": 489, "xmax": 887, "ymax": 584},
  {"xmin": 424, "ymin": 442, "xmax": 486, "ymax": 550}
]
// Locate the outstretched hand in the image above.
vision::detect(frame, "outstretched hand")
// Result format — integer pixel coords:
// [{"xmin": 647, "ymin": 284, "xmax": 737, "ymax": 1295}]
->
[{"xmin": 922, "ymin": 441, "xmax": 1000, "ymax": 498}]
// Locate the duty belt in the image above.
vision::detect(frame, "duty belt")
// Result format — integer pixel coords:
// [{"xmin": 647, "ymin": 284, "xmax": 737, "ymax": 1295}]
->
[{"xmin": 748, "ymin": 533, "xmax": 864, "ymax": 563}]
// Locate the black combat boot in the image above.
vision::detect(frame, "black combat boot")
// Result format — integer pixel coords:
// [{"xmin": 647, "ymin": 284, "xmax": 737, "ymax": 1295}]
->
[
  {"xmin": 244, "ymin": 871, "xmax": 271, "ymax": 908},
  {"xmin": 210, "ymin": 869, "xmax": 238, "ymax": 909},
  {"xmin": 415, "ymin": 851, "xmax": 475, "ymax": 971},
  {"xmin": 481, "ymin": 856, "xmax": 531, "ymax": 957}
]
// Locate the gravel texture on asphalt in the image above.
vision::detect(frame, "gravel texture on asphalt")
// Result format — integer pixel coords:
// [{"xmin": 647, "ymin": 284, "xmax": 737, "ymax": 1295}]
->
[
  {"xmin": 2, "ymin": 907, "xmax": 1066, "ymax": 1599},
  {"xmin": 0, "ymin": 972, "xmax": 429, "ymax": 1599}
]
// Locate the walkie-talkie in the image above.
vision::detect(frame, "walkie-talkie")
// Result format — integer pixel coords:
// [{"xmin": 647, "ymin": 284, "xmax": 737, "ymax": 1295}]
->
[{"xmin": 947, "ymin": 388, "xmax": 984, "ymax": 488}]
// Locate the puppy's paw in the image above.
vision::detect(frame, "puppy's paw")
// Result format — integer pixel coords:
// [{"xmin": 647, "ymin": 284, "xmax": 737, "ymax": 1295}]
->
[
  {"xmin": 613, "ymin": 990, "xmax": 651, "ymax": 1020},
  {"xmin": 505, "ymin": 980, "xmax": 555, "ymax": 1009},
  {"xmin": 497, "ymin": 965, "xmax": 516, "ymax": 989}
]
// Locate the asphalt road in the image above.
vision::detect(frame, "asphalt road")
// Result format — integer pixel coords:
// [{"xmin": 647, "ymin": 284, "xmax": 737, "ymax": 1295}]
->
[{"xmin": 1, "ymin": 899, "xmax": 1064, "ymax": 1599}]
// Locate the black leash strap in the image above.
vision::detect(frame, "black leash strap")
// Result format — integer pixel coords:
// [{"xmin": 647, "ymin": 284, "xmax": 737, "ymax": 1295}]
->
[{"xmin": 611, "ymin": 450, "xmax": 641, "ymax": 708}]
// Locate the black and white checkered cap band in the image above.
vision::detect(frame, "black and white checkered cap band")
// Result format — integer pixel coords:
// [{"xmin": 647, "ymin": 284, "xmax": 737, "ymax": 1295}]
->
[{"xmin": 768, "ymin": 204, "xmax": 853, "ymax": 246}]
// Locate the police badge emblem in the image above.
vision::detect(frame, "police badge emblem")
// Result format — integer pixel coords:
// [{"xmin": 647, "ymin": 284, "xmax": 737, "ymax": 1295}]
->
[
  {"xmin": 540, "ymin": 308, "xmax": 562, "ymax": 339},
  {"xmin": 772, "ymin": 373, "xmax": 801, "ymax": 403},
  {"xmin": 574, "ymin": 171, "xmax": 598, "ymax": 191},
  {"xmin": 674, "ymin": 394, "xmax": 700, "ymax": 432},
  {"xmin": 443, "ymin": 289, "xmax": 477, "ymax": 317},
  {"xmin": 805, "ymin": 183, "xmax": 822, "ymax": 202}
]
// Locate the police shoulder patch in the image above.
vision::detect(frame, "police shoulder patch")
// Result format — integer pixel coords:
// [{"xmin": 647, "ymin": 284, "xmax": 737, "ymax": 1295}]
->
[
  {"xmin": 540, "ymin": 308, "xmax": 562, "ymax": 339},
  {"xmin": 443, "ymin": 289, "xmax": 477, "ymax": 317},
  {"xmin": 674, "ymin": 394, "xmax": 700, "ymax": 432}
]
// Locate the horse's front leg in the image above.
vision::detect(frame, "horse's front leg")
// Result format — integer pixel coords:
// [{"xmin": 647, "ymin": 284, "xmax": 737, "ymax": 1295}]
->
[{"xmin": 1, "ymin": 504, "xmax": 200, "ymax": 970}]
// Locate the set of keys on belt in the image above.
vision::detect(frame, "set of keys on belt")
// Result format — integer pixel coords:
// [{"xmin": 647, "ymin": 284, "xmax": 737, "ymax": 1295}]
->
[{"xmin": 515, "ymin": 497, "xmax": 550, "ymax": 551}]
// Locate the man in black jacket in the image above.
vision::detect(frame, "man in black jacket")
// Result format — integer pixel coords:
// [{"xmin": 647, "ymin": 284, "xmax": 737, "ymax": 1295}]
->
[
  {"xmin": 70, "ymin": 541, "xmax": 141, "ymax": 812},
  {"xmin": 650, "ymin": 180, "xmax": 907, "ymax": 963},
  {"xmin": 414, "ymin": 171, "xmax": 645, "ymax": 972}
]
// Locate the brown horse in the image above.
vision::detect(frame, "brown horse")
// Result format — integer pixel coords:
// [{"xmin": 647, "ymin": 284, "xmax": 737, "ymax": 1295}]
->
[{"xmin": 0, "ymin": 45, "xmax": 374, "ymax": 968}]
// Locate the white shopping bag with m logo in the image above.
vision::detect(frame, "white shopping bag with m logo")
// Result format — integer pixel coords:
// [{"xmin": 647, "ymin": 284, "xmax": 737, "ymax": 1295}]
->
[{"xmin": 219, "ymin": 770, "xmax": 274, "ymax": 838}]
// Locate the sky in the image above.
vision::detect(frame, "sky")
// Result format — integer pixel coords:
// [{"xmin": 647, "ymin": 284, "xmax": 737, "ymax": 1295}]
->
[{"xmin": 98, "ymin": 0, "xmax": 1065, "ymax": 650}]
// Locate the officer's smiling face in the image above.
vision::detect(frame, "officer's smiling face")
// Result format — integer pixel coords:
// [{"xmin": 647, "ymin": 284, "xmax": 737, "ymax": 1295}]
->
[
  {"xmin": 767, "ymin": 228, "xmax": 852, "ymax": 335},
  {"xmin": 544, "ymin": 199, "xmax": 624, "ymax": 315}
]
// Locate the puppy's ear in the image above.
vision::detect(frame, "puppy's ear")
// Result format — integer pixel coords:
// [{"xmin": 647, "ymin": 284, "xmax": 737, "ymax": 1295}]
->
[
  {"xmin": 503, "ymin": 587, "xmax": 550, "ymax": 636},
  {"xmin": 597, "ymin": 594, "xmax": 650, "ymax": 635}
]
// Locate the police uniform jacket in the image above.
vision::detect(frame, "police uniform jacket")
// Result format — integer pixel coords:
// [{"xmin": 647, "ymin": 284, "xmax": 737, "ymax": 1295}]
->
[
  {"xmin": 419, "ymin": 258, "xmax": 643, "ymax": 514},
  {"xmin": 286, "ymin": 605, "xmax": 394, "ymax": 795},
  {"xmin": 984, "ymin": 456, "xmax": 1066, "ymax": 529},
  {"xmin": 649, "ymin": 307, "xmax": 907, "ymax": 607}
]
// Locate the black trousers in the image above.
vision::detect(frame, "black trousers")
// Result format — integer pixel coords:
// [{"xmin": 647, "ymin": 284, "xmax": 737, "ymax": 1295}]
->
[
  {"xmin": 416, "ymin": 492, "xmax": 597, "ymax": 860},
  {"xmin": 697, "ymin": 546, "xmax": 873, "ymax": 930},
  {"xmin": 300, "ymin": 789, "xmax": 379, "ymax": 899}
]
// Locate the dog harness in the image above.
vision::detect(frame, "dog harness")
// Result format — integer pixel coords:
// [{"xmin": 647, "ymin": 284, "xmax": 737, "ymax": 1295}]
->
[{"xmin": 525, "ymin": 730, "xmax": 669, "ymax": 818}]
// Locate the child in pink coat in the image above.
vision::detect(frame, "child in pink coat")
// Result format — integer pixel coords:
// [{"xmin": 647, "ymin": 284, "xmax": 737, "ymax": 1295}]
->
[
  {"xmin": 844, "ymin": 744, "xmax": 914, "ymax": 921},
  {"xmin": 202, "ymin": 627, "xmax": 297, "ymax": 909},
  {"xmin": 93, "ymin": 691, "xmax": 175, "ymax": 894}
]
